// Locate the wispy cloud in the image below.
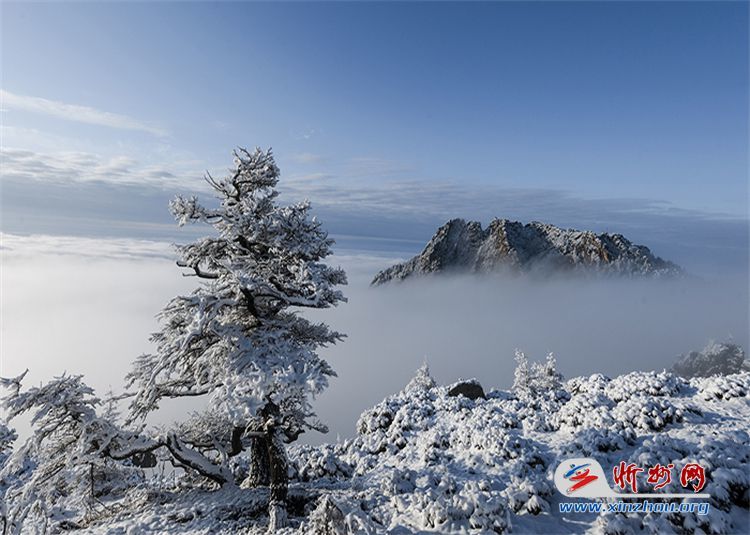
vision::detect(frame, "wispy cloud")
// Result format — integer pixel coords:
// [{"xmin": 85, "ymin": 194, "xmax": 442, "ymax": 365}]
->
[
  {"xmin": 1, "ymin": 148, "xmax": 202, "ymax": 189},
  {"xmin": 5, "ymin": 147, "xmax": 744, "ymax": 230},
  {"xmin": 344, "ymin": 156, "xmax": 413, "ymax": 178},
  {"xmin": 290, "ymin": 152, "xmax": 326, "ymax": 164},
  {"xmin": 288, "ymin": 153, "xmax": 412, "ymax": 178},
  {"xmin": 3, "ymin": 147, "xmax": 746, "ymax": 275},
  {"xmin": 0, "ymin": 89, "xmax": 167, "ymax": 136},
  {"xmin": 287, "ymin": 171, "xmax": 334, "ymax": 182},
  {"xmin": 292, "ymin": 127, "xmax": 321, "ymax": 141},
  {"xmin": 284, "ymin": 171, "xmax": 685, "ymax": 227}
]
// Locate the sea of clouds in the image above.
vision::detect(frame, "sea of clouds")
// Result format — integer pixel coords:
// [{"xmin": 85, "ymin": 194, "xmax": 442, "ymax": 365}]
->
[{"xmin": 2, "ymin": 232, "xmax": 747, "ymax": 445}]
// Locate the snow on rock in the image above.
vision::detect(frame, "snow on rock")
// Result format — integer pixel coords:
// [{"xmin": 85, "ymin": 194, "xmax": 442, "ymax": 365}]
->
[
  {"xmin": 671, "ymin": 341, "xmax": 748, "ymax": 379},
  {"xmin": 371, "ymin": 218, "xmax": 683, "ymax": 284}
]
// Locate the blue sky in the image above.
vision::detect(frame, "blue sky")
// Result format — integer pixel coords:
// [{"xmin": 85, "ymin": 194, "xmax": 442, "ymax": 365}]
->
[{"xmin": 1, "ymin": 1, "xmax": 748, "ymax": 273}]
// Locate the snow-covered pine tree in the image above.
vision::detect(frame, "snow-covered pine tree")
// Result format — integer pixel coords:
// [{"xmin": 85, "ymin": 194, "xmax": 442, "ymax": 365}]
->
[
  {"xmin": 513, "ymin": 350, "xmax": 563, "ymax": 397},
  {"xmin": 0, "ymin": 372, "xmax": 140, "ymax": 533},
  {"xmin": 0, "ymin": 421, "xmax": 16, "ymax": 467},
  {"xmin": 124, "ymin": 147, "xmax": 347, "ymax": 529},
  {"xmin": 0, "ymin": 419, "xmax": 18, "ymax": 532},
  {"xmin": 538, "ymin": 352, "xmax": 563, "ymax": 391},
  {"xmin": 512, "ymin": 349, "xmax": 531, "ymax": 393}
]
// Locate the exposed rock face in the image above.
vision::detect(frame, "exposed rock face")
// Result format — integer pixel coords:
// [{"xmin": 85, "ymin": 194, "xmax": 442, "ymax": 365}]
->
[
  {"xmin": 130, "ymin": 451, "xmax": 157, "ymax": 469},
  {"xmin": 372, "ymin": 218, "xmax": 682, "ymax": 284},
  {"xmin": 671, "ymin": 341, "xmax": 747, "ymax": 378},
  {"xmin": 447, "ymin": 380, "xmax": 486, "ymax": 400}
]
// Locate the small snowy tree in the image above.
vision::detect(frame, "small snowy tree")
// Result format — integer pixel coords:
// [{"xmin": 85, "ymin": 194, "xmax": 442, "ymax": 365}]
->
[
  {"xmin": 537, "ymin": 353, "xmax": 563, "ymax": 392},
  {"xmin": 404, "ymin": 362, "xmax": 436, "ymax": 393},
  {"xmin": 513, "ymin": 350, "xmax": 563, "ymax": 398},
  {"xmin": 0, "ymin": 372, "xmax": 140, "ymax": 533},
  {"xmin": 512, "ymin": 350, "xmax": 531, "ymax": 393},
  {"xmin": 125, "ymin": 147, "xmax": 347, "ymax": 529}
]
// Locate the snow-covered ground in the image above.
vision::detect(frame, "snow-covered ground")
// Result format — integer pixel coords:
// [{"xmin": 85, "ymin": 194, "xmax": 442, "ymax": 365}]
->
[{"xmin": 72, "ymin": 362, "xmax": 749, "ymax": 534}]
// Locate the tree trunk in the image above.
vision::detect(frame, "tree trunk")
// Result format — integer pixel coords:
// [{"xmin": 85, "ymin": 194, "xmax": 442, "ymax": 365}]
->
[
  {"xmin": 266, "ymin": 428, "xmax": 288, "ymax": 531},
  {"xmin": 246, "ymin": 435, "xmax": 270, "ymax": 487}
]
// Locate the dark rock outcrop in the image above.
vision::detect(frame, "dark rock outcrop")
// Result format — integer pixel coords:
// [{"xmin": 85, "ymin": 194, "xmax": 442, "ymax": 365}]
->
[
  {"xmin": 447, "ymin": 379, "xmax": 486, "ymax": 400},
  {"xmin": 130, "ymin": 451, "xmax": 158, "ymax": 468}
]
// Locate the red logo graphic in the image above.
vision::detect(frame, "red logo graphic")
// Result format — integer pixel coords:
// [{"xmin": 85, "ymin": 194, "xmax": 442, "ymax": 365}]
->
[
  {"xmin": 564, "ymin": 463, "xmax": 599, "ymax": 493},
  {"xmin": 680, "ymin": 463, "xmax": 706, "ymax": 492},
  {"xmin": 646, "ymin": 463, "xmax": 674, "ymax": 490},
  {"xmin": 613, "ymin": 461, "xmax": 644, "ymax": 493},
  {"xmin": 555, "ymin": 458, "xmax": 709, "ymax": 499}
]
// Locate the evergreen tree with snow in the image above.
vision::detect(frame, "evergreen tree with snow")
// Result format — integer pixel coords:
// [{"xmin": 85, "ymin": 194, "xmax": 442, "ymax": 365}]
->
[
  {"xmin": 0, "ymin": 419, "xmax": 18, "ymax": 533},
  {"xmin": 0, "ymin": 373, "xmax": 140, "ymax": 533},
  {"xmin": 0, "ymin": 421, "xmax": 16, "ymax": 467},
  {"xmin": 537, "ymin": 353, "xmax": 563, "ymax": 392},
  {"xmin": 513, "ymin": 350, "xmax": 563, "ymax": 398},
  {"xmin": 125, "ymin": 147, "xmax": 347, "ymax": 529},
  {"xmin": 512, "ymin": 350, "xmax": 531, "ymax": 393}
]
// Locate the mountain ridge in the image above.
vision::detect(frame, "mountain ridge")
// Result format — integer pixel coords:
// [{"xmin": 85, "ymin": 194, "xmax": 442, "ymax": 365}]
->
[{"xmin": 372, "ymin": 218, "xmax": 682, "ymax": 284}]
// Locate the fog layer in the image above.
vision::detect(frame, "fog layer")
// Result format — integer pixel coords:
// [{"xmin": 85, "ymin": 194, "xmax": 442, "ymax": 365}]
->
[
  {"xmin": 3, "ymin": 234, "xmax": 747, "ymax": 445},
  {"xmin": 304, "ymin": 271, "xmax": 748, "ymax": 443}
]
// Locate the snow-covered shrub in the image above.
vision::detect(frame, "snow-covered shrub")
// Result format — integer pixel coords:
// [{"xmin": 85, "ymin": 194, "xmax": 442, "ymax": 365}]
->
[
  {"xmin": 306, "ymin": 495, "xmax": 347, "ymax": 535},
  {"xmin": 693, "ymin": 430, "xmax": 750, "ymax": 511},
  {"xmin": 612, "ymin": 395, "xmax": 686, "ymax": 432},
  {"xmin": 553, "ymin": 391, "xmax": 616, "ymax": 431},
  {"xmin": 504, "ymin": 475, "xmax": 553, "ymax": 515},
  {"xmin": 389, "ymin": 484, "xmax": 510, "ymax": 533},
  {"xmin": 322, "ymin": 365, "xmax": 557, "ymax": 532},
  {"xmin": 354, "ymin": 369, "xmax": 440, "ymax": 459},
  {"xmin": 573, "ymin": 349, "xmax": 748, "ymax": 535},
  {"xmin": 322, "ymin": 362, "xmax": 747, "ymax": 534},
  {"xmin": 18, "ymin": 354, "xmax": 746, "ymax": 534},
  {"xmin": 289, "ymin": 444, "xmax": 352, "ymax": 482},
  {"xmin": 566, "ymin": 372, "xmax": 611, "ymax": 395},
  {"xmin": 606, "ymin": 370, "xmax": 686, "ymax": 401},
  {"xmin": 693, "ymin": 371, "xmax": 749, "ymax": 400},
  {"xmin": 561, "ymin": 426, "xmax": 633, "ymax": 455}
]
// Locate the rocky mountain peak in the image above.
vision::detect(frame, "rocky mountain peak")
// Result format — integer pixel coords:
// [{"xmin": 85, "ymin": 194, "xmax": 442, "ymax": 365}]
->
[{"xmin": 371, "ymin": 218, "xmax": 682, "ymax": 285}]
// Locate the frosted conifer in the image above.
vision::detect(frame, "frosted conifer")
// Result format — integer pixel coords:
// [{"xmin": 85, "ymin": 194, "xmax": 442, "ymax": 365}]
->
[{"xmin": 124, "ymin": 147, "xmax": 347, "ymax": 529}]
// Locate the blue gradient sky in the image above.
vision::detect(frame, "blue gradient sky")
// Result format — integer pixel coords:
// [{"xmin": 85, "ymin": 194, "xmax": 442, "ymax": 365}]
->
[{"xmin": 2, "ymin": 1, "xmax": 748, "ymax": 273}]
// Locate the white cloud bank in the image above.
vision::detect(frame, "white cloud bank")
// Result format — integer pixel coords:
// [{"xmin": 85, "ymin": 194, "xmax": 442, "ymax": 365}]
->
[
  {"xmin": 0, "ymin": 233, "xmax": 175, "ymax": 261},
  {"xmin": 2, "ymin": 233, "xmax": 746, "ymax": 446},
  {"xmin": 0, "ymin": 89, "xmax": 167, "ymax": 136}
]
